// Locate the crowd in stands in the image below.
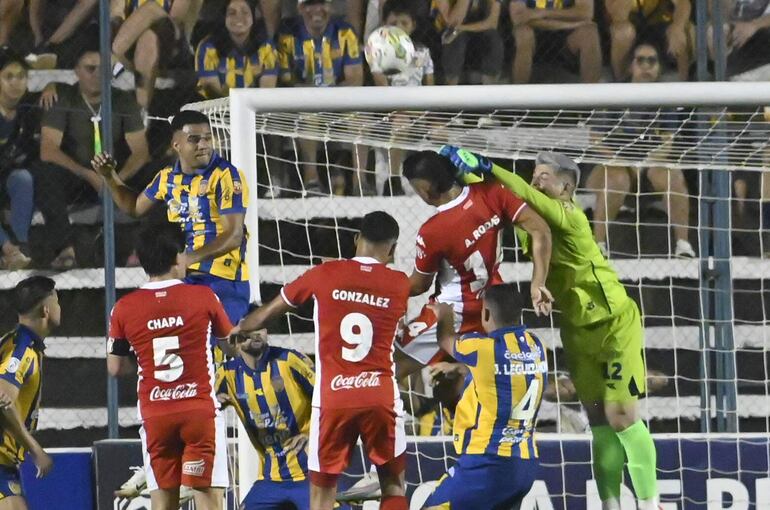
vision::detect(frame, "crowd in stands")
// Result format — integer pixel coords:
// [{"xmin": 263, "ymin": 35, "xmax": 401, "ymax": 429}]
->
[{"xmin": 0, "ymin": 0, "xmax": 769, "ymax": 268}]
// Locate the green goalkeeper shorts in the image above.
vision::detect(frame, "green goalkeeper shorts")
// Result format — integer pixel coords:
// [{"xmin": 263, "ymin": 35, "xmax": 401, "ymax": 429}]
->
[{"xmin": 560, "ymin": 299, "xmax": 646, "ymax": 404}]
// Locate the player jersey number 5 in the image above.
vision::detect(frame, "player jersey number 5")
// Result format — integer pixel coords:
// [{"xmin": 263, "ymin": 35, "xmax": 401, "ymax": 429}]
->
[{"xmin": 153, "ymin": 336, "xmax": 184, "ymax": 381}]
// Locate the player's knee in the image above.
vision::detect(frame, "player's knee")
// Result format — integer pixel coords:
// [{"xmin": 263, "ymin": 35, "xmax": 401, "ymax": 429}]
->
[
  {"xmin": 604, "ymin": 168, "xmax": 631, "ymax": 193},
  {"xmin": 605, "ymin": 405, "xmax": 638, "ymax": 431},
  {"xmin": 513, "ymin": 26, "xmax": 535, "ymax": 51},
  {"xmin": 612, "ymin": 24, "xmax": 635, "ymax": 52}
]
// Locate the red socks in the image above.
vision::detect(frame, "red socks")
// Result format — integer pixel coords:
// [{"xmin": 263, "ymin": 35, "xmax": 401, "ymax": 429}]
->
[{"xmin": 380, "ymin": 496, "xmax": 408, "ymax": 510}]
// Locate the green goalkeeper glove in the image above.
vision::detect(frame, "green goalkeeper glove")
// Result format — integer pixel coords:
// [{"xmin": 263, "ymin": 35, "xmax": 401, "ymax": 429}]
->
[{"xmin": 438, "ymin": 146, "xmax": 494, "ymax": 183}]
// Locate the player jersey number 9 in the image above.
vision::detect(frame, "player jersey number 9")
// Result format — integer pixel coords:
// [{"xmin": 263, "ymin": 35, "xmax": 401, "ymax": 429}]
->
[
  {"xmin": 340, "ymin": 312, "xmax": 373, "ymax": 362},
  {"xmin": 153, "ymin": 336, "xmax": 184, "ymax": 382}
]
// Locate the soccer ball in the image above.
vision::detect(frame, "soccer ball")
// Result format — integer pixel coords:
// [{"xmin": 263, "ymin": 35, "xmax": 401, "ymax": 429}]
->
[{"xmin": 365, "ymin": 26, "xmax": 416, "ymax": 75}]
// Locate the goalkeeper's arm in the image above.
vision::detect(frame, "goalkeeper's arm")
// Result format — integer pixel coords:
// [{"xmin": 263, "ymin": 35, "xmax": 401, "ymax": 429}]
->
[{"xmin": 489, "ymin": 163, "xmax": 568, "ymax": 231}]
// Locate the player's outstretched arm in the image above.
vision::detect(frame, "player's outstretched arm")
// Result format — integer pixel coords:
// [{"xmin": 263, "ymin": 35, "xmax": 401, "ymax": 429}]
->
[
  {"xmin": 429, "ymin": 303, "xmax": 459, "ymax": 355},
  {"xmin": 239, "ymin": 293, "xmax": 293, "ymax": 334},
  {"xmin": 107, "ymin": 353, "xmax": 136, "ymax": 377},
  {"xmin": 440, "ymin": 146, "xmax": 568, "ymax": 230},
  {"xmin": 91, "ymin": 152, "xmax": 154, "ymax": 217},
  {"xmin": 514, "ymin": 207, "xmax": 554, "ymax": 316},
  {"xmin": 0, "ymin": 380, "xmax": 52, "ymax": 478}
]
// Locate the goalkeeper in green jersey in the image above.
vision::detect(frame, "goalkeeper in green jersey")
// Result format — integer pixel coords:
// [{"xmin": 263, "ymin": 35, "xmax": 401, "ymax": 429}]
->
[{"xmin": 440, "ymin": 146, "xmax": 660, "ymax": 510}]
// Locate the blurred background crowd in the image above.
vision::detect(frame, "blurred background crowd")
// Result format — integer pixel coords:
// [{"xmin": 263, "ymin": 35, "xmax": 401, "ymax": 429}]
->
[{"xmin": 0, "ymin": 0, "xmax": 769, "ymax": 271}]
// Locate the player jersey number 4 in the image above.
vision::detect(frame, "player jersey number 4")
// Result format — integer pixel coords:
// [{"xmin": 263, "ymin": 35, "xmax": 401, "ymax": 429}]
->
[
  {"xmin": 280, "ymin": 257, "xmax": 410, "ymax": 410},
  {"xmin": 109, "ymin": 280, "xmax": 233, "ymax": 419}
]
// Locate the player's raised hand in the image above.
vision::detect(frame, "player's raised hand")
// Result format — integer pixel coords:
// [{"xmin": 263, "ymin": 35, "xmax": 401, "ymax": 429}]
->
[
  {"xmin": 283, "ymin": 434, "xmax": 308, "ymax": 454},
  {"xmin": 531, "ymin": 286, "xmax": 554, "ymax": 316},
  {"xmin": 438, "ymin": 145, "xmax": 493, "ymax": 177},
  {"xmin": 91, "ymin": 152, "xmax": 117, "ymax": 178},
  {"xmin": 31, "ymin": 447, "xmax": 53, "ymax": 478}
]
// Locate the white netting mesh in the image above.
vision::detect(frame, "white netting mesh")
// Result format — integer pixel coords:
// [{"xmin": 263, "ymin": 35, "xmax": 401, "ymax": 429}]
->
[{"xmin": 189, "ymin": 95, "xmax": 770, "ymax": 509}]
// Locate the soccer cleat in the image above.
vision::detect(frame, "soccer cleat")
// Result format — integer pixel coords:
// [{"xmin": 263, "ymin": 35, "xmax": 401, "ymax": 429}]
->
[
  {"xmin": 674, "ymin": 239, "xmax": 695, "ymax": 258},
  {"xmin": 336, "ymin": 470, "xmax": 381, "ymax": 502},
  {"xmin": 114, "ymin": 466, "xmax": 146, "ymax": 498}
]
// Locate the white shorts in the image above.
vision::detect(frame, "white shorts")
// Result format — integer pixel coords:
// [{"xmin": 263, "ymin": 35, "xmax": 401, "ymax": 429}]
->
[{"xmin": 143, "ymin": 410, "xmax": 229, "ymax": 490}]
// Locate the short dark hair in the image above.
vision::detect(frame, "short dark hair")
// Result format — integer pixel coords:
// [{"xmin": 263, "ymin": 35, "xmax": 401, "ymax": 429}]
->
[
  {"xmin": 136, "ymin": 221, "xmax": 186, "ymax": 276},
  {"xmin": 633, "ymin": 40, "xmax": 662, "ymax": 59},
  {"xmin": 73, "ymin": 37, "xmax": 101, "ymax": 66},
  {"xmin": 383, "ymin": 0, "xmax": 416, "ymax": 22},
  {"xmin": 360, "ymin": 211, "xmax": 399, "ymax": 244},
  {"xmin": 171, "ymin": 110, "xmax": 210, "ymax": 132},
  {"xmin": 483, "ymin": 284, "xmax": 522, "ymax": 326},
  {"xmin": 402, "ymin": 151, "xmax": 458, "ymax": 195},
  {"xmin": 14, "ymin": 276, "xmax": 56, "ymax": 316},
  {"xmin": 0, "ymin": 47, "xmax": 29, "ymax": 72}
]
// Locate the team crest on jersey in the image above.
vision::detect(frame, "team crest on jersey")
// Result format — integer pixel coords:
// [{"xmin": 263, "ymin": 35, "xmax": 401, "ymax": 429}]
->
[
  {"xmin": 5, "ymin": 357, "xmax": 20, "ymax": 374},
  {"xmin": 233, "ymin": 181, "xmax": 243, "ymax": 195},
  {"xmin": 7, "ymin": 480, "xmax": 20, "ymax": 495},
  {"xmin": 271, "ymin": 375, "xmax": 285, "ymax": 393},
  {"xmin": 198, "ymin": 179, "xmax": 209, "ymax": 196}
]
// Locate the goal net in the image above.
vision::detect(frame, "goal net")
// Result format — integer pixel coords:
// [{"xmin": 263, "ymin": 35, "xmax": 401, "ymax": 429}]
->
[{"xmin": 188, "ymin": 83, "xmax": 770, "ymax": 509}]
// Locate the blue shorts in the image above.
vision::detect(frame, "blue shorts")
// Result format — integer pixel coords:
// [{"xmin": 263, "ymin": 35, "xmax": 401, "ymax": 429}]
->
[
  {"xmin": 0, "ymin": 466, "xmax": 23, "ymax": 501},
  {"xmin": 184, "ymin": 273, "xmax": 250, "ymax": 324},
  {"xmin": 423, "ymin": 454, "xmax": 538, "ymax": 510},
  {"xmin": 241, "ymin": 480, "xmax": 309, "ymax": 510}
]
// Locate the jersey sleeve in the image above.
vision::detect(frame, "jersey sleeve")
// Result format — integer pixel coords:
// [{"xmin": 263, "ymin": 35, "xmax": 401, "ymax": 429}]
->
[
  {"xmin": 280, "ymin": 265, "xmax": 322, "ymax": 308},
  {"xmin": 490, "ymin": 165, "xmax": 569, "ymax": 231},
  {"xmin": 107, "ymin": 302, "xmax": 132, "ymax": 356},
  {"xmin": 453, "ymin": 333, "xmax": 486, "ymax": 367},
  {"xmin": 216, "ymin": 166, "xmax": 248, "ymax": 215},
  {"xmin": 195, "ymin": 38, "xmax": 220, "ymax": 78},
  {"xmin": 338, "ymin": 24, "xmax": 362, "ymax": 66},
  {"xmin": 277, "ymin": 33, "xmax": 295, "ymax": 81},
  {"xmin": 414, "ymin": 226, "xmax": 443, "ymax": 275},
  {"xmin": 258, "ymin": 41, "xmax": 279, "ymax": 77},
  {"xmin": 0, "ymin": 343, "xmax": 35, "ymax": 388},
  {"xmin": 207, "ymin": 289, "xmax": 234, "ymax": 338},
  {"xmin": 487, "ymin": 182, "xmax": 528, "ymax": 224},
  {"xmin": 286, "ymin": 350, "xmax": 315, "ymax": 396},
  {"xmin": 214, "ymin": 364, "xmax": 230, "ymax": 396},
  {"xmin": 142, "ymin": 171, "xmax": 166, "ymax": 203}
]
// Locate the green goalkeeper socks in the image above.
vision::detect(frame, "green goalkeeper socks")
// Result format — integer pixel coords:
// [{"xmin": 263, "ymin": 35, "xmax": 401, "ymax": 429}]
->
[
  {"xmin": 616, "ymin": 420, "xmax": 658, "ymax": 501},
  {"xmin": 591, "ymin": 425, "xmax": 625, "ymax": 501}
]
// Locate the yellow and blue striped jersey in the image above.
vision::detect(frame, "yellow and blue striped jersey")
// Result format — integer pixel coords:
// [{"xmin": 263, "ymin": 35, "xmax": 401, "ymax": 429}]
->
[
  {"xmin": 277, "ymin": 17, "xmax": 361, "ymax": 86},
  {"xmin": 215, "ymin": 347, "xmax": 314, "ymax": 482},
  {"xmin": 452, "ymin": 326, "xmax": 547, "ymax": 459},
  {"xmin": 418, "ymin": 406, "xmax": 454, "ymax": 436},
  {"xmin": 143, "ymin": 152, "xmax": 249, "ymax": 281},
  {"xmin": 124, "ymin": 0, "xmax": 171, "ymax": 16},
  {"xmin": 195, "ymin": 36, "xmax": 278, "ymax": 98},
  {"xmin": 0, "ymin": 326, "xmax": 43, "ymax": 467}
]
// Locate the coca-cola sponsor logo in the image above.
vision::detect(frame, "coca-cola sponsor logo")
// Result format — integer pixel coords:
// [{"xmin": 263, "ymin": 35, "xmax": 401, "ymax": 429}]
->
[
  {"xmin": 149, "ymin": 382, "xmax": 198, "ymax": 401},
  {"xmin": 330, "ymin": 371, "xmax": 381, "ymax": 391}
]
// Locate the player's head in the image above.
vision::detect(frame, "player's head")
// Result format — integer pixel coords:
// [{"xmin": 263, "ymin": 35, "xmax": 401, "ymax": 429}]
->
[
  {"xmin": 235, "ymin": 328, "xmax": 269, "ymax": 358},
  {"xmin": 630, "ymin": 41, "xmax": 661, "ymax": 84},
  {"xmin": 171, "ymin": 110, "xmax": 213, "ymax": 169},
  {"xmin": 14, "ymin": 276, "xmax": 60, "ymax": 331},
  {"xmin": 403, "ymin": 151, "xmax": 461, "ymax": 206},
  {"xmin": 136, "ymin": 221, "xmax": 187, "ymax": 279},
  {"xmin": 356, "ymin": 211, "xmax": 400, "ymax": 262},
  {"xmin": 531, "ymin": 151, "xmax": 581, "ymax": 200},
  {"xmin": 481, "ymin": 283, "xmax": 522, "ymax": 331},
  {"xmin": 0, "ymin": 47, "xmax": 29, "ymax": 105},
  {"xmin": 299, "ymin": 0, "xmax": 331, "ymax": 34},
  {"xmin": 73, "ymin": 37, "xmax": 101, "ymax": 97},
  {"xmin": 383, "ymin": 0, "xmax": 417, "ymax": 35}
]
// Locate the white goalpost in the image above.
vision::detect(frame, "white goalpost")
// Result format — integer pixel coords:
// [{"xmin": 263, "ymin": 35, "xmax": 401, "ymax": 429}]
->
[{"xmin": 188, "ymin": 82, "xmax": 770, "ymax": 509}]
